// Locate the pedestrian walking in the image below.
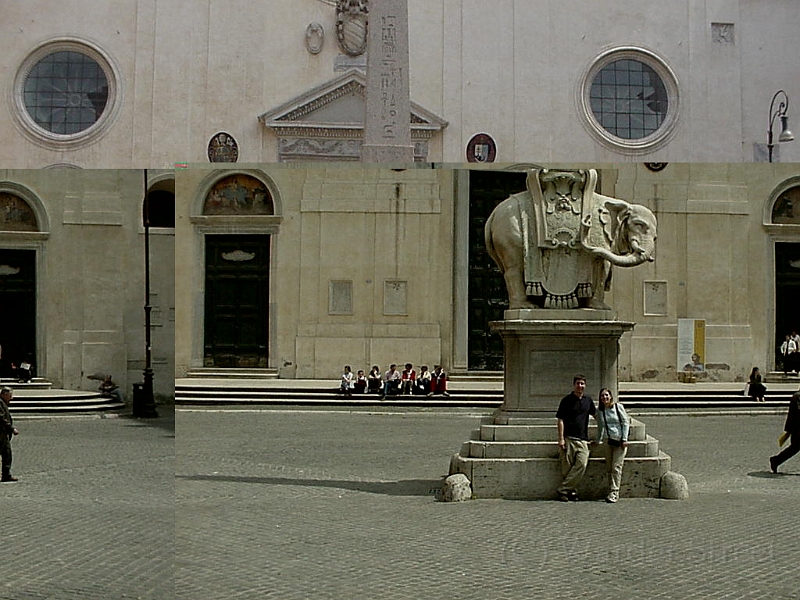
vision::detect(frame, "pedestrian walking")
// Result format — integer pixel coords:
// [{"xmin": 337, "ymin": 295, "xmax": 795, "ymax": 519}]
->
[
  {"xmin": 770, "ymin": 389, "xmax": 800, "ymax": 474},
  {"xmin": 0, "ymin": 387, "xmax": 20, "ymax": 482},
  {"xmin": 556, "ymin": 375, "xmax": 596, "ymax": 502},
  {"xmin": 594, "ymin": 387, "xmax": 630, "ymax": 503}
]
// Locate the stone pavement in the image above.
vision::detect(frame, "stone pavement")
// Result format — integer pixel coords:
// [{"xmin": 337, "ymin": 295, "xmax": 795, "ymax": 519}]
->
[
  {"xmin": 1, "ymin": 408, "xmax": 175, "ymax": 600},
  {"xmin": 176, "ymin": 406, "xmax": 799, "ymax": 600}
]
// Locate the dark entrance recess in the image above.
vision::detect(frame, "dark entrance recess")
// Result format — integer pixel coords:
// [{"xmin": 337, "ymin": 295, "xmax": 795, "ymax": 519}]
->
[
  {"xmin": 0, "ymin": 250, "xmax": 36, "ymax": 378},
  {"xmin": 467, "ymin": 170, "xmax": 528, "ymax": 370},
  {"xmin": 775, "ymin": 242, "xmax": 800, "ymax": 370},
  {"xmin": 204, "ymin": 235, "xmax": 270, "ymax": 368}
]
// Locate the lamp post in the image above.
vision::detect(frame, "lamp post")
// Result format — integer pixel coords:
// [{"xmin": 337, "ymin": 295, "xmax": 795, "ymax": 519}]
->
[
  {"xmin": 132, "ymin": 169, "xmax": 158, "ymax": 418},
  {"xmin": 767, "ymin": 90, "xmax": 794, "ymax": 163}
]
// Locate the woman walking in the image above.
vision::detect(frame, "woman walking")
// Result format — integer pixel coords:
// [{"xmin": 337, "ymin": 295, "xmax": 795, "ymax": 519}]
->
[{"xmin": 594, "ymin": 387, "xmax": 630, "ymax": 503}]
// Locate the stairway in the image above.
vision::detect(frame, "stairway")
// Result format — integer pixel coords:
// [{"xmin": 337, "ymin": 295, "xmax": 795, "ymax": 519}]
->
[
  {"xmin": 449, "ymin": 416, "xmax": 672, "ymax": 500},
  {"xmin": 175, "ymin": 376, "xmax": 797, "ymax": 410},
  {"xmin": 2, "ymin": 379, "xmax": 125, "ymax": 413}
]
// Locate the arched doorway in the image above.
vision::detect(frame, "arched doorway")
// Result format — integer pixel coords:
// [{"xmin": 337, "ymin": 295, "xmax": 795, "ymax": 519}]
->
[
  {"xmin": 770, "ymin": 180, "xmax": 800, "ymax": 370},
  {"xmin": 0, "ymin": 187, "xmax": 48, "ymax": 379},
  {"xmin": 197, "ymin": 173, "xmax": 278, "ymax": 370}
]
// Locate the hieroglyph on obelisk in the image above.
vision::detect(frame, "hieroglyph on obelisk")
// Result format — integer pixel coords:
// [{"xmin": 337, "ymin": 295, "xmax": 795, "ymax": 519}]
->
[{"xmin": 361, "ymin": 0, "xmax": 414, "ymax": 163}]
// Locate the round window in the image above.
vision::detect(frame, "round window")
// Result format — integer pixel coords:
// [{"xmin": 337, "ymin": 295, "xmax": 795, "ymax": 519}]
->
[
  {"xmin": 13, "ymin": 39, "xmax": 119, "ymax": 148},
  {"xmin": 579, "ymin": 48, "xmax": 679, "ymax": 153},
  {"xmin": 24, "ymin": 51, "xmax": 108, "ymax": 135}
]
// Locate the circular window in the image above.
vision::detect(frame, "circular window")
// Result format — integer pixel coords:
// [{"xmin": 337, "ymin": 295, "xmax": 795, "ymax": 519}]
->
[
  {"xmin": 13, "ymin": 39, "xmax": 120, "ymax": 148},
  {"xmin": 578, "ymin": 48, "xmax": 679, "ymax": 154}
]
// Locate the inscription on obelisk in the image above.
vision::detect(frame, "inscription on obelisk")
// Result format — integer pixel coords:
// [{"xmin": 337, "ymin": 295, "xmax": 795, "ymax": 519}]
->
[{"xmin": 361, "ymin": 0, "xmax": 415, "ymax": 163}]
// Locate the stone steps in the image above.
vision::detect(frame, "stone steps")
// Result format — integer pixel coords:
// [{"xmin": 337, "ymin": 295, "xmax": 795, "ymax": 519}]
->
[
  {"xmin": 2, "ymin": 380, "xmax": 124, "ymax": 413},
  {"xmin": 450, "ymin": 417, "xmax": 675, "ymax": 500},
  {"xmin": 174, "ymin": 382, "xmax": 793, "ymax": 409}
]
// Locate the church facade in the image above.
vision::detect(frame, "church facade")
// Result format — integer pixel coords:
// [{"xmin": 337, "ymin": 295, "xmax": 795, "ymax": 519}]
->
[
  {"xmin": 175, "ymin": 162, "xmax": 800, "ymax": 383},
  {"xmin": 0, "ymin": 0, "xmax": 797, "ymax": 168},
  {"xmin": 0, "ymin": 169, "xmax": 175, "ymax": 400}
]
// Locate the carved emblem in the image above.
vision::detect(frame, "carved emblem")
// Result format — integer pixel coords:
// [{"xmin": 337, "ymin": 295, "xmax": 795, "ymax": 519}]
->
[
  {"xmin": 207, "ymin": 132, "xmax": 239, "ymax": 163},
  {"xmin": 466, "ymin": 133, "xmax": 497, "ymax": 163},
  {"xmin": 305, "ymin": 22, "xmax": 324, "ymax": 54},
  {"xmin": 336, "ymin": 0, "xmax": 369, "ymax": 57},
  {"xmin": 534, "ymin": 170, "xmax": 587, "ymax": 249}
]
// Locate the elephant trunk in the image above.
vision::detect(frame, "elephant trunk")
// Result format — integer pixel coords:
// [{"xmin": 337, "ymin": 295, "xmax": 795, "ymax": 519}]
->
[{"xmin": 592, "ymin": 246, "xmax": 652, "ymax": 267}]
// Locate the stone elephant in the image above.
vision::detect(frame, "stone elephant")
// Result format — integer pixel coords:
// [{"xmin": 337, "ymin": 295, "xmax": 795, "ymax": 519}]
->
[{"xmin": 484, "ymin": 169, "xmax": 657, "ymax": 310}]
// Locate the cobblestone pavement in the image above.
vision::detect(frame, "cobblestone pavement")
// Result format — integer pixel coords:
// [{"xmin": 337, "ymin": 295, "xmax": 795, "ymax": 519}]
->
[
  {"xmin": 1, "ymin": 409, "xmax": 175, "ymax": 600},
  {"xmin": 176, "ymin": 407, "xmax": 799, "ymax": 600}
]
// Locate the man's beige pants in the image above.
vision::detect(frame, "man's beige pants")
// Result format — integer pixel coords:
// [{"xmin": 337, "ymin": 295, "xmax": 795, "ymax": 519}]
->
[{"xmin": 558, "ymin": 438, "xmax": 589, "ymax": 496}]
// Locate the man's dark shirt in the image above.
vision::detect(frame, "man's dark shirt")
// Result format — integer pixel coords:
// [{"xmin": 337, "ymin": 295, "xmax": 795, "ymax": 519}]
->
[{"xmin": 556, "ymin": 392, "xmax": 596, "ymax": 441}]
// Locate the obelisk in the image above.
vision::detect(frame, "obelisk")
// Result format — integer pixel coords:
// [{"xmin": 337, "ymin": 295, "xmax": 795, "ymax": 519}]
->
[{"xmin": 361, "ymin": 0, "xmax": 415, "ymax": 163}]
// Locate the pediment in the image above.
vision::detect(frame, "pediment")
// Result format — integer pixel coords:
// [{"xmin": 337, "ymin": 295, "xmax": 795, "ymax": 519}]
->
[{"xmin": 258, "ymin": 70, "xmax": 447, "ymax": 137}]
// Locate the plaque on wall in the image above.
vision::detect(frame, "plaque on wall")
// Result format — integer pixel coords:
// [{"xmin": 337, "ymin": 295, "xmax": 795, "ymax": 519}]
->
[
  {"xmin": 466, "ymin": 133, "xmax": 497, "ymax": 163},
  {"xmin": 383, "ymin": 280, "xmax": 407, "ymax": 315},
  {"xmin": 207, "ymin": 132, "xmax": 239, "ymax": 163},
  {"xmin": 643, "ymin": 281, "xmax": 668, "ymax": 316}
]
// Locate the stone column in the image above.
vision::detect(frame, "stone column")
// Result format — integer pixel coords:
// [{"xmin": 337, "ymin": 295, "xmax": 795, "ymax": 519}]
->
[{"xmin": 361, "ymin": 0, "xmax": 415, "ymax": 163}]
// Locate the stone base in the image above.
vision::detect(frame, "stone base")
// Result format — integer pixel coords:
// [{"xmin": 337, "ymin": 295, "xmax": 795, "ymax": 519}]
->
[
  {"xmin": 450, "ymin": 454, "xmax": 671, "ymax": 500},
  {"xmin": 490, "ymin": 316, "xmax": 634, "ymax": 417},
  {"xmin": 360, "ymin": 144, "xmax": 415, "ymax": 163},
  {"xmin": 448, "ymin": 417, "xmax": 681, "ymax": 500}
]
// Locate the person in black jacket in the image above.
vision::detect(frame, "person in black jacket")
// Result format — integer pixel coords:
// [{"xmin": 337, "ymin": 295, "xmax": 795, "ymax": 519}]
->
[
  {"xmin": 556, "ymin": 375, "xmax": 596, "ymax": 501},
  {"xmin": 770, "ymin": 390, "xmax": 800, "ymax": 473},
  {"xmin": 0, "ymin": 387, "xmax": 20, "ymax": 482}
]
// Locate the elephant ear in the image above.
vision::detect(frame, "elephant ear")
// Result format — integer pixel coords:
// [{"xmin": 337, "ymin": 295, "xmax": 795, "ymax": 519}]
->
[
  {"xmin": 600, "ymin": 197, "xmax": 631, "ymax": 248},
  {"xmin": 582, "ymin": 194, "xmax": 627, "ymax": 252}
]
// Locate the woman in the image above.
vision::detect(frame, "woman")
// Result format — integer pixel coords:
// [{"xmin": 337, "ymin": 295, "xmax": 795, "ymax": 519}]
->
[
  {"xmin": 748, "ymin": 367, "xmax": 767, "ymax": 402},
  {"xmin": 594, "ymin": 387, "xmax": 630, "ymax": 503},
  {"xmin": 367, "ymin": 366, "xmax": 382, "ymax": 394},
  {"xmin": 339, "ymin": 365, "xmax": 354, "ymax": 396}
]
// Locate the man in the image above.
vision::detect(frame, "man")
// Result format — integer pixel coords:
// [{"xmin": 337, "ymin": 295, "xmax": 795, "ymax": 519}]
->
[
  {"xmin": 770, "ymin": 389, "xmax": 800, "ymax": 473},
  {"xmin": 556, "ymin": 375, "xmax": 596, "ymax": 501},
  {"xmin": 382, "ymin": 364, "xmax": 401, "ymax": 398},
  {"xmin": 0, "ymin": 387, "xmax": 20, "ymax": 482},
  {"xmin": 780, "ymin": 335, "xmax": 795, "ymax": 376}
]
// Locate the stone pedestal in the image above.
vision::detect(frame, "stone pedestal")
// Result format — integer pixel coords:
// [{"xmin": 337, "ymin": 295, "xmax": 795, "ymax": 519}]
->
[
  {"xmin": 448, "ymin": 309, "xmax": 686, "ymax": 500},
  {"xmin": 491, "ymin": 309, "xmax": 633, "ymax": 421}
]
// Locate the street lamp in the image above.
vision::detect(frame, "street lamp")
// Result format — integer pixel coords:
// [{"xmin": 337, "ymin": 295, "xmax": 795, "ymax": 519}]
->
[
  {"xmin": 767, "ymin": 90, "xmax": 794, "ymax": 163},
  {"xmin": 132, "ymin": 169, "xmax": 158, "ymax": 418}
]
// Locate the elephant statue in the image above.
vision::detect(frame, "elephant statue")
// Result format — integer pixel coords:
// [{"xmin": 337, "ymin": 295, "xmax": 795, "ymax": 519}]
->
[{"xmin": 484, "ymin": 169, "xmax": 657, "ymax": 310}]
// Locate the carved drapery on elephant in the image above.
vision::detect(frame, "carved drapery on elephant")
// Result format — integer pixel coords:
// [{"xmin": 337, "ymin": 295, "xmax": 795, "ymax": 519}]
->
[{"xmin": 484, "ymin": 169, "xmax": 657, "ymax": 310}]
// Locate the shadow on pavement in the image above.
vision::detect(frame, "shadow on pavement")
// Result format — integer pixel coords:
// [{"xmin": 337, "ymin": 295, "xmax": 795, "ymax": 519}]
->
[
  {"xmin": 747, "ymin": 470, "xmax": 800, "ymax": 478},
  {"xmin": 121, "ymin": 404, "xmax": 175, "ymax": 435},
  {"xmin": 177, "ymin": 473, "xmax": 443, "ymax": 497}
]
